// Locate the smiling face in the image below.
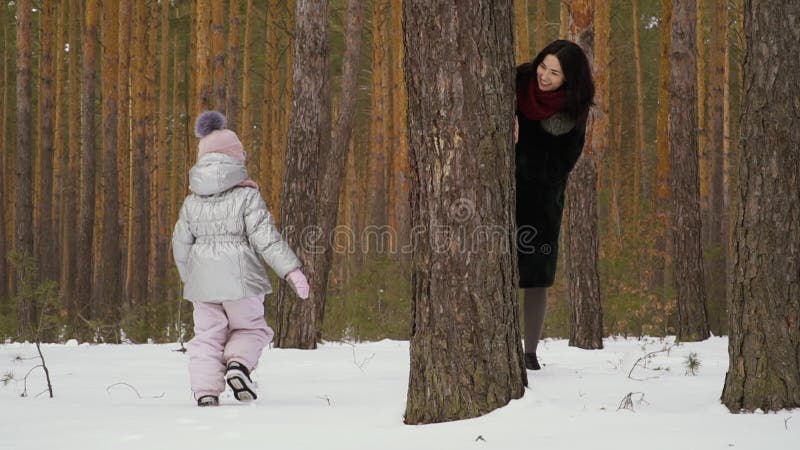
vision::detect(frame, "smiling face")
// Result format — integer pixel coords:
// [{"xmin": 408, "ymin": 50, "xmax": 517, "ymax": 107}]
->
[{"xmin": 536, "ymin": 54, "xmax": 565, "ymax": 92}]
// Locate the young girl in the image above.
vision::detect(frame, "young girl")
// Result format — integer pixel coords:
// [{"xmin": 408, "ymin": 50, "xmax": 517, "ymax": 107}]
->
[
  {"xmin": 514, "ymin": 40, "xmax": 595, "ymax": 370},
  {"xmin": 172, "ymin": 111, "xmax": 309, "ymax": 406}
]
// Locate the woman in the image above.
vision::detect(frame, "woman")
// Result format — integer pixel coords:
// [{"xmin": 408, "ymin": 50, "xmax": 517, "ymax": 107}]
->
[{"xmin": 515, "ymin": 40, "xmax": 594, "ymax": 370}]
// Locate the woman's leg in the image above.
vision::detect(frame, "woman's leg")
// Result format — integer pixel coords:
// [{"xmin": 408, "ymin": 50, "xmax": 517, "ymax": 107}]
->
[
  {"xmin": 523, "ymin": 287, "xmax": 548, "ymax": 355},
  {"xmin": 187, "ymin": 301, "xmax": 229, "ymax": 398}
]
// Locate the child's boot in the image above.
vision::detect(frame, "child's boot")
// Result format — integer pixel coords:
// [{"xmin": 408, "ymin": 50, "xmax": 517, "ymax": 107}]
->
[
  {"xmin": 225, "ymin": 361, "xmax": 257, "ymax": 401},
  {"xmin": 197, "ymin": 395, "xmax": 219, "ymax": 407}
]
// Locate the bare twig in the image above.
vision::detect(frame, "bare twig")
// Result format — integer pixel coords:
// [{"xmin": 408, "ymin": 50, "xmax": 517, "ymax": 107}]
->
[
  {"xmin": 106, "ymin": 382, "xmax": 165, "ymax": 399},
  {"xmin": 343, "ymin": 342, "xmax": 375, "ymax": 371},
  {"xmin": 317, "ymin": 395, "xmax": 332, "ymax": 406},
  {"xmin": 628, "ymin": 345, "xmax": 675, "ymax": 381},
  {"xmin": 617, "ymin": 392, "xmax": 648, "ymax": 412},
  {"xmin": 35, "ymin": 342, "xmax": 54, "ymax": 398},
  {"xmin": 785, "ymin": 416, "xmax": 792, "ymax": 430},
  {"xmin": 475, "ymin": 435, "xmax": 486, "ymax": 442}
]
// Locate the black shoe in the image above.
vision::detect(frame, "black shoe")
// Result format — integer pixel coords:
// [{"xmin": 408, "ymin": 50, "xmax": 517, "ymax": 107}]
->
[
  {"xmin": 524, "ymin": 353, "xmax": 541, "ymax": 371},
  {"xmin": 197, "ymin": 395, "xmax": 219, "ymax": 407},
  {"xmin": 225, "ymin": 361, "xmax": 258, "ymax": 402}
]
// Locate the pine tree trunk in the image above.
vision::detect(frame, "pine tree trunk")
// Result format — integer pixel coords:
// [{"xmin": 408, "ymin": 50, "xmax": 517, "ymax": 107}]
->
[
  {"xmin": 62, "ymin": 0, "xmax": 83, "ymax": 332},
  {"xmin": 196, "ymin": 0, "xmax": 213, "ymax": 112},
  {"xmin": 534, "ymin": 0, "xmax": 547, "ymax": 53},
  {"xmin": 403, "ymin": 0, "xmax": 526, "ymax": 424},
  {"xmin": 312, "ymin": 0, "xmax": 364, "ymax": 350},
  {"xmin": 632, "ymin": 0, "xmax": 645, "ymax": 235},
  {"xmin": 15, "ymin": 0, "xmax": 35, "ymax": 336},
  {"xmin": 705, "ymin": 0, "xmax": 728, "ymax": 334},
  {"xmin": 99, "ymin": 0, "xmax": 121, "ymax": 330},
  {"xmin": 669, "ymin": 0, "xmax": 710, "ymax": 341},
  {"xmin": 653, "ymin": 0, "xmax": 672, "ymax": 314},
  {"xmin": 153, "ymin": 0, "xmax": 171, "ymax": 312},
  {"xmin": 77, "ymin": 0, "xmax": 99, "ymax": 328},
  {"xmin": 118, "ymin": 0, "xmax": 132, "ymax": 306},
  {"xmin": 0, "ymin": 5, "xmax": 8, "ymax": 302},
  {"xmin": 130, "ymin": 0, "xmax": 151, "ymax": 331},
  {"xmin": 513, "ymin": 0, "xmax": 530, "ymax": 64},
  {"xmin": 565, "ymin": 0, "xmax": 603, "ymax": 350},
  {"xmin": 274, "ymin": 0, "xmax": 330, "ymax": 349},
  {"xmin": 211, "ymin": 1, "xmax": 226, "ymax": 112},
  {"xmin": 241, "ymin": 0, "xmax": 255, "ymax": 172},
  {"xmin": 721, "ymin": 0, "xmax": 800, "ymax": 412},
  {"xmin": 368, "ymin": 0, "xmax": 389, "ymax": 239},
  {"xmin": 227, "ymin": 0, "xmax": 241, "ymax": 130},
  {"xmin": 389, "ymin": 0, "xmax": 410, "ymax": 264},
  {"xmin": 37, "ymin": 1, "xmax": 57, "ymax": 286}
]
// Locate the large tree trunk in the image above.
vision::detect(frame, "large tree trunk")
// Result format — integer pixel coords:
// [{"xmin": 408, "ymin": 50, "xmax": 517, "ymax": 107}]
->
[
  {"xmin": 15, "ymin": 0, "xmax": 35, "ymax": 337},
  {"xmin": 77, "ymin": 0, "xmax": 99, "ymax": 329},
  {"xmin": 669, "ymin": 0, "xmax": 710, "ymax": 342},
  {"xmin": 721, "ymin": 0, "xmax": 800, "ymax": 413},
  {"xmin": 273, "ymin": 0, "xmax": 330, "ymax": 349},
  {"xmin": 566, "ymin": 0, "xmax": 603, "ymax": 350},
  {"xmin": 98, "ymin": 0, "xmax": 122, "ymax": 331},
  {"xmin": 403, "ymin": 0, "xmax": 526, "ymax": 424},
  {"xmin": 631, "ymin": 0, "xmax": 645, "ymax": 237}
]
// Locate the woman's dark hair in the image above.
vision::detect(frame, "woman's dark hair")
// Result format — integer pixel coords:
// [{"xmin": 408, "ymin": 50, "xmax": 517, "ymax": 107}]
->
[{"xmin": 517, "ymin": 40, "xmax": 595, "ymax": 123}]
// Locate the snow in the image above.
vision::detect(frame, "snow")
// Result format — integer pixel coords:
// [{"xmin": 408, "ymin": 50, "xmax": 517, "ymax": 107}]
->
[{"xmin": 1, "ymin": 336, "xmax": 797, "ymax": 450}]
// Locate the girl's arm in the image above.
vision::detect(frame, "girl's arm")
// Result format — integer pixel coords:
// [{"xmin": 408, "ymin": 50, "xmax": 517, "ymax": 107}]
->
[
  {"xmin": 244, "ymin": 191, "xmax": 302, "ymax": 279},
  {"xmin": 171, "ymin": 201, "xmax": 195, "ymax": 283}
]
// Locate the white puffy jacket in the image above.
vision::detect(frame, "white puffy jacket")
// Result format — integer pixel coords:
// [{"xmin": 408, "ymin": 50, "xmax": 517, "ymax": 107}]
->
[{"xmin": 172, "ymin": 153, "xmax": 301, "ymax": 302}]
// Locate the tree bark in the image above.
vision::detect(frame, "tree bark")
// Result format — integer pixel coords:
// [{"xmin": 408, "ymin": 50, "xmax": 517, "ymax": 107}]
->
[
  {"xmin": 15, "ymin": 0, "xmax": 35, "ymax": 336},
  {"xmin": 566, "ymin": 0, "xmax": 603, "ymax": 350},
  {"xmin": 274, "ymin": 0, "xmax": 330, "ymax": 349},
  {"xmin": 669, "ymin": 0, "xmax": 710, "ymax": 341},
  {"xmin": 403, "ymin": 0, "xmax": 526, "ymax": 424},
  {"xmin": 389, "ymin": 0, "xmax": 410, "ymax": 263},
  {"xmin": 721, "ymin": 0, "xmax": 800, "ymax": 413}
]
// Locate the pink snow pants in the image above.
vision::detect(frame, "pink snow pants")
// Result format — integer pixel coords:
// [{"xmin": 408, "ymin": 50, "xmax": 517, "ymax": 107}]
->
[{"xmin": 187, "ymin": 296, "xmax": 274, "ymax": 398}]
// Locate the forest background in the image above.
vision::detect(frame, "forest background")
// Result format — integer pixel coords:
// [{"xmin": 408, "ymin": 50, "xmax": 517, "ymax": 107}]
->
[{"xmin": 0, "ymin": 0, "xmax": 742, "ymax": 344}]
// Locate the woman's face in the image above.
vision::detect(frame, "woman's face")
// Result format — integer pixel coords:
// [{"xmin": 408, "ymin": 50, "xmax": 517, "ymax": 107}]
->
[{"xmin": 536, "ymin": 54, "xmax": 565, "ymax": 92}]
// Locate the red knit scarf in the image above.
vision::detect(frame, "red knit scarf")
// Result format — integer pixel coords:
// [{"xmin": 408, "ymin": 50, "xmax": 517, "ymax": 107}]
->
[{"xmin": 517, "ymin": 78, "xmax": 565, "ymax": 120}]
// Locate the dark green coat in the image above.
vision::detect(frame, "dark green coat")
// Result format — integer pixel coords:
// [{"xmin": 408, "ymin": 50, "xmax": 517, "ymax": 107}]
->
[{"xmin": 515, "ymin": 111, "xmax": 586, "ymax": 288}]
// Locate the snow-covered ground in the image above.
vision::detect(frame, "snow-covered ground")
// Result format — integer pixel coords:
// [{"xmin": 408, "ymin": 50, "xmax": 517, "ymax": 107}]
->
[{"xmin": 1, "ymin": 336, "xmax": 797, "ymax": 450}]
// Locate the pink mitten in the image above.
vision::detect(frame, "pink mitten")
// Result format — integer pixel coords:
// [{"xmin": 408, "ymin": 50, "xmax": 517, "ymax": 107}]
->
[{"xmin": 286, "ymin": 269, "xmax": 309, "ymax": 299}]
